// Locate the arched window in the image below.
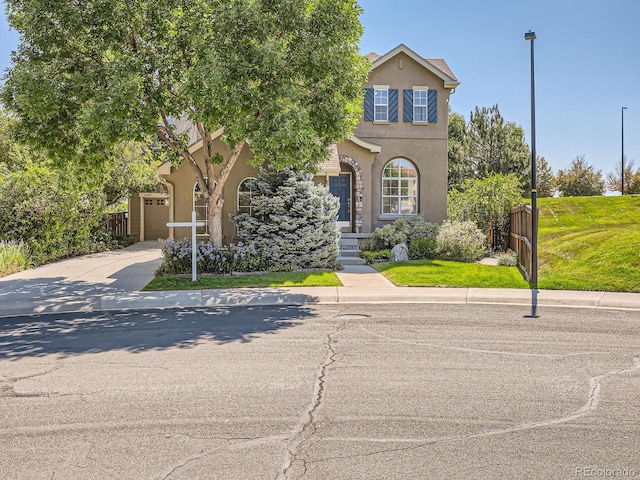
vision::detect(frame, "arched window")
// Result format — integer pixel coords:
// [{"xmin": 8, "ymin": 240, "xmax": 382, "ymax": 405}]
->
[
  {"xmin": 382, "ymin": 158, "xmax": 418, "ymax": 215},
  {"xmin": 237, "ymin": 177, "xmax": 256, "ymax": 216},
  {"xmin": 193, "ymin": 179, "xmax": 209, "ymax": 235}
]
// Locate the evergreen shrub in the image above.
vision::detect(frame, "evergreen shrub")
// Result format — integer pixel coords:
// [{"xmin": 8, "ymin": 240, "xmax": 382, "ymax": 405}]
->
[{"xmin": 232, "ymin": 168, "xmax": 340, "ymax": 270}]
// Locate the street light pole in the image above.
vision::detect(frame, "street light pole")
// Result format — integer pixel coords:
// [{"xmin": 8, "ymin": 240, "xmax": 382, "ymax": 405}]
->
[
  {"xmin": 525, "ymin": 30, "xmax": 538, "ymax": 291},
  {"xmin": 622, "ymin": 106, "xmax": 627, "ymax": 195}
]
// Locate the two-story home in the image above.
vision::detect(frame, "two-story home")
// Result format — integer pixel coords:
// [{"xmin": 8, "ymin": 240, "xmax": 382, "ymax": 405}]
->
[{"xmin": 128, "ymin": 44, "xmax": 459, "ymax": 243}]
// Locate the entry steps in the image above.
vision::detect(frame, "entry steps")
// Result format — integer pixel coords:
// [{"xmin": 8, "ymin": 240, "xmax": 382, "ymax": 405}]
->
[{"xmin": 337, "ymin": 233, "xmax": 369, "ymax": 266}]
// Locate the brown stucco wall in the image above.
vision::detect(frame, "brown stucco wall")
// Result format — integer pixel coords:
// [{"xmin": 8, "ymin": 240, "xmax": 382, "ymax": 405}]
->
[
  {"xmin": 128, "ymin": 196, "xmax": 140, "ymax": 242},
  {"xmin": 356, "ymin": 51, "xmax": 452, "ymax": 228},
  {"xmin": 130, "ymin": 46, "xmax": 455, "ymax": 242},
  {"xmin": 163, "ymin": 138, "xmax": 259, "ymax": 244}
]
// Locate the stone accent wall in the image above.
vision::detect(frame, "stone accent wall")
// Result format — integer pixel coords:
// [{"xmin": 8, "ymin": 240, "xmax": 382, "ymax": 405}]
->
[{"xmin": 339, "ymin": 155, "xmax": 364, "ymax": 233}]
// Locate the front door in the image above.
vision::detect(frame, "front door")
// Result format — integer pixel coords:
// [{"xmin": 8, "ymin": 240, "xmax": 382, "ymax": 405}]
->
[{"xmin": 330, "ymin": 173, "xmax": 351, "ymax": 229}]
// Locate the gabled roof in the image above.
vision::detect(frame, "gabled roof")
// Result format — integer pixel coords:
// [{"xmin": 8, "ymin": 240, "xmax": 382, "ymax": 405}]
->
[
  {"xmin": 366, "ymin": 44, "xmax": 460, "ymax": 89},
  {"xmin": 317, "ymin": 136, "xmax": 381, "ymax": 175}
]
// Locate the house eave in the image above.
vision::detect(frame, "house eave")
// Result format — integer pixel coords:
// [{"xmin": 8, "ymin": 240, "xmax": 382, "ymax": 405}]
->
[
  {"xmin": 348, "ymin": 135, "xmax": 381, "ymax": 153},
  {"xmin": 187, "ymin": 127, "xmax": 225, "ymax": 154},
  {"xmin": 371, "ymin": 43, "xmax": 458, "ymax": 89}
]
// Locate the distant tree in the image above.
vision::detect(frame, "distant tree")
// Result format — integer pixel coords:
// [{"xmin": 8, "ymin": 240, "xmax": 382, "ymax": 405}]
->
[
  {"xmin": 536, "ymin": 156, "xmax": 556, "ymax": 198},
  {"xmin": 605, "ymin": 158, "xmax": 640, "ymax": 195},
  {"xmin": 447, "ymin": 111, "xmax": 472, "ymax": 190},
  {"xmin": 2, "ymin": 0, "xmax": 368, "ymax": 247},
  {"xmin": 467, "ymin": 105, "xmax": 530, "ymax": 193},
  {"xmin": 556, "ymin": 156, "xmax": 605, "ymax": 197}
]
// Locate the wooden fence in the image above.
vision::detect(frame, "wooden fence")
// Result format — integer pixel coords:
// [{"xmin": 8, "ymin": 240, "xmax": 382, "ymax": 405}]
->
[
  {"xmin": 510, "ymin": 204, "xmax": 532, "ymax": 281},
  {"xmin": 106, "ymin": 212, "xmax": 128, "ymax": 237}
]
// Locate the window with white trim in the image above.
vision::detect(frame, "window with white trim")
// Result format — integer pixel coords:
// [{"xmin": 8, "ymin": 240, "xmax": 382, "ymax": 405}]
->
[
  {"xmin": 413, "ymin": 89, "xmax": 428, "ymax": 122},
  {"xmin": 193, "ymin": 179, "xmax": 209, "ymax": 235},
  {"xmin": 374, "ymin": 88, "xmax": 388, "ymax": 122},
  {"xmin": 237, "ymin": 177, "xmax": 256, "ymax": 216},
  {"xmin": 382, "ymin": 158, "xmax": 418, "ymax": 215}
]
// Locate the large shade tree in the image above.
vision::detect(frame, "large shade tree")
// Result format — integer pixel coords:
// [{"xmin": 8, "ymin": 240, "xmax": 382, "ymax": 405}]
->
[{"xmin": 2, "ymin": 0, "xmax": 368, "ymax": 246}]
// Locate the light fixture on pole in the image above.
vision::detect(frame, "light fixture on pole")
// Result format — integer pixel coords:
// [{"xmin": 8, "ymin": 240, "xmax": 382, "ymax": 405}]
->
[
  {"xmin": 525, "ymin": 30, "xmax": 538, "ymax": 291},
  {"xmin": 622, "ymin": 106, "xmax": 627, "ymax": 195}
]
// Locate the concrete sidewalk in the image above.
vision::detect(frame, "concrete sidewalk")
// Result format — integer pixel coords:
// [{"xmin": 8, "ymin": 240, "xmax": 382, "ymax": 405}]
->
[{"xmin": 2, "ymin": 243, "xmax": 640, "ymax": 317}]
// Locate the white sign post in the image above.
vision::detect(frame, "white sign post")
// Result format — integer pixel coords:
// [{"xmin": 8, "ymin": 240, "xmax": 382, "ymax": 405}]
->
[{"xmin": 167, "ymin": 211, "xmax": 205, "ymax": 282}]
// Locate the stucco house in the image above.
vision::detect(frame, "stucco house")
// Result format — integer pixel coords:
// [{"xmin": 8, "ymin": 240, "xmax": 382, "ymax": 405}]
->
[{"xmin": 128, "ymin": 44, "xmax": 459, "ymax": 249}]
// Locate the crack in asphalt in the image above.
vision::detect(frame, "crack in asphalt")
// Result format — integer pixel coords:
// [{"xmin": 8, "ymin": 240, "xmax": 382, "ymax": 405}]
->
[
  {"xmin": 276, "ymin": 322, "xmax": 346, "ymax": 480},
  {"xmin": 357, "ymin": 322, "xmax": 606, "ymax": 358},
  {"xmin": 156, "ymin": 434, "xmax": 289, "ymax": 480},
  {"xmin": 305, "ymin": 355, "xmax": 640, "ymax": 466},
  {"xmin": 0, "ymin": 363, "xmax": 64, "ymax": 398}
]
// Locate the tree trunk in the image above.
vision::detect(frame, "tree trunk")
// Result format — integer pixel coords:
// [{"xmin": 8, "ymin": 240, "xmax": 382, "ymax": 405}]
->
[
  {"xmin": 205, "ymin": 140, "xmax": 246, "ymax": 247},
  {"xmin": 156, "ymin": 121, "xmax": 245, "ymax": 247},
  {"xmin": 207, "ymin": 193, "xmax": 224, "ymax": 247}
]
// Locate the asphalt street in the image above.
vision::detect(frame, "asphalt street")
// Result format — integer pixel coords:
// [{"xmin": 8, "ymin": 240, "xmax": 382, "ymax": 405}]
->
[{"xmin": 0, "ymin": 303, "xmax": 639, "ymax": 479}]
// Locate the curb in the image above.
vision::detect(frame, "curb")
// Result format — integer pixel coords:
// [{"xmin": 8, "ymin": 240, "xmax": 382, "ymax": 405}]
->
[{"xmin": 3, "ymin": 287, "xmax": 640, "ymax": 318}]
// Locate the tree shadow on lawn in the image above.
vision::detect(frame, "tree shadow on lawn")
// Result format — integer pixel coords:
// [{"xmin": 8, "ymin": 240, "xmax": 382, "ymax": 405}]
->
[{"xmin": 0, "ymin": 305, "xmax": 314, "ymax": 360}]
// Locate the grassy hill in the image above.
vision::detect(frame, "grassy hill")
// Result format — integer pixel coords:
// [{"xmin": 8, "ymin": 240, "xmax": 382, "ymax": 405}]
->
[{"xmin": 537, "ymin": 195, "xmax": 640, "ymax": 292}]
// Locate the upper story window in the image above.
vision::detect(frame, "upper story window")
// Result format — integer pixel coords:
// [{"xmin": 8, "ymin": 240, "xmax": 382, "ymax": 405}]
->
[
  {"xmin": 382, "ymin": 158, "xmax": 418, "ymax": 215},
  {"xmin": 374, "ymin": 88, "xmax": 388, "ymax": 122},
  {"xmin": 364, "ymin": 87, "xmax": 398, "ymax": 123},
  {"xmin": 413, "ymin": 89, "xmax": 428, "ymax": 123},
  {"xmin": 403, "ymin": 88, "xmax": 437, "ymax": 124}
]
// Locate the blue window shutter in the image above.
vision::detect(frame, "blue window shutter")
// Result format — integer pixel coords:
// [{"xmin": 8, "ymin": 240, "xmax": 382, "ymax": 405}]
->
[
  {"xmin": 389, "ymin": 89, "xmax": 398, "ymax": 122},
  {"xmin": 364, "ymin": 88, "xmax": 374, "ymax": 122},
  {"xmin": 403, "ymin": 89, "xmax": 413, "ymax": 122},
  {"xmin": 428, "ymin": 90, "xmax": 438, "ymax": 123}
]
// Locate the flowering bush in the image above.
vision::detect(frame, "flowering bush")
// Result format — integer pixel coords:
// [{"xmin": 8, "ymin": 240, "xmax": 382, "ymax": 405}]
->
[
  {"xmin": 435, "ymin": 220, "xmax": 486, "ymax": 262},
  {"xmin": 157, "ymin": 238, "xmax": 270, "ymax": 275}
]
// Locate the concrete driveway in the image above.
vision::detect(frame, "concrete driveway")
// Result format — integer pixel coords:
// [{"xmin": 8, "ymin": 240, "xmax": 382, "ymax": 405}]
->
[{"xmin": 0, "ymin": 241, "xmax": 162, "ymax": 316}]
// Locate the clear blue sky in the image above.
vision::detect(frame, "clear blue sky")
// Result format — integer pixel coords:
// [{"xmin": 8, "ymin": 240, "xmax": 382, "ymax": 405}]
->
[{"xmin": 2, "ymin": 0, "xmax": 639, "ymax": 187}]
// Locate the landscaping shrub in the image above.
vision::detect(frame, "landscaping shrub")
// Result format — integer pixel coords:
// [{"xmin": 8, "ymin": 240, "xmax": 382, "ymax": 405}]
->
[
  {"xmin": 497, "ymin": 250, "xmax": 518, "ymax": 266},
  {"xmin": 157, "ymin": 238, "xmax": 270, "ymax": 275},
  {"xmin": 360, "ymin": 249, "xmax": 391, "ymax": 265},
  {"xmin": 409, "ymin": 237, "xmax": 436, "ymax": 260},
  {"xmin": 447, "ymin": 174, "xmax": 523, "ymax": 251},
  {"xmin": 0, "ymin": 239, "xmax": 31, "ymax": 277},
  {"xmin": 363, "ymin": 222, "xmax": 407, "ymax": 251},
  {"xmin": 0, "ymin": 158, "xmax": 114, "ymax": 264},
  {"xmin": 436, "ymin": 220, "xmax": 486, "ymax": 262},
  {"xmin": 364, "ymin": 217, "xmax": 438, "ymax": 259},
  {"xmin": 232, "ymin": 168, "xmax": 340, "ymax": 270}
]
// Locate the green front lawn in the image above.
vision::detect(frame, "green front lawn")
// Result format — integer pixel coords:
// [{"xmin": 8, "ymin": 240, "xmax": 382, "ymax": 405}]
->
[
  {"xmin": 374, "ymin": 260, "xmax": 529, "ymax": 289},
  {"xmin": 537, "ymin": 196, "xmax": 640, "ymax": 292},
  {"xmin": 144, "ymin": 270, "xmax": 342, "ymax": 291}
]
